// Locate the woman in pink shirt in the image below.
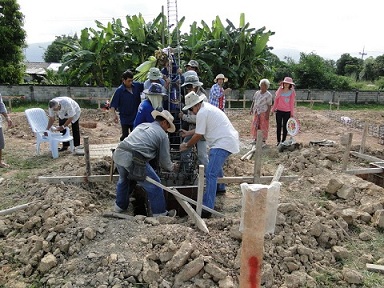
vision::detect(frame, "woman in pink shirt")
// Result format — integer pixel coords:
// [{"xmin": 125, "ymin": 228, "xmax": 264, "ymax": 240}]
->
[{"xmin": 271, "ymin": 77, "xmax": 296, "ymax": 146}]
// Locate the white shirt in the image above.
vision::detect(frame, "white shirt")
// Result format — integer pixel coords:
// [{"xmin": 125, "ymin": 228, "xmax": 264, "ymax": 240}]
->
[
  {"xmin": 48, "ymin": 97, "xmax": 81, "ymax": 123},
  {"xmin": 195, "ymin": 102, "xmax": 240, "ymax": 154},
  {"xmin": 0, "ymin": 94, "xmax": 7, "ymax": 128}
]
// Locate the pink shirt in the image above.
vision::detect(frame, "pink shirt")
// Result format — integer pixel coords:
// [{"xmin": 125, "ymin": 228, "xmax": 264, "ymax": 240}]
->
[{"xmin": 271, "ymin": 87, "xmax": 296, "ymax": 114}]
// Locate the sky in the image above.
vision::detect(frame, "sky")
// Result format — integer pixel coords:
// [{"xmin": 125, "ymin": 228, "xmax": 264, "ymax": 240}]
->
[{"xmin": 18, "ymin": 0, "xmax": 384, "ymax": 61}]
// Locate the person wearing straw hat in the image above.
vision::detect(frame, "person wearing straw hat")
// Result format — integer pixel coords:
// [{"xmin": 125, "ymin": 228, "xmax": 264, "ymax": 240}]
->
[
  {"xmin": 179, "ymin": 74, "xmax": 209, "ymax": 169},
  {"xmin": 0, "ymin": 93, "xmax": 13, "ymax": 168},
  {"xmin": 209, "ymin": 73, "xmax": 232, "ymax": 112},
  {"xmin": 113, "ymin": 109, "xmax": 177, "ymax": 217},
  {"xmin": 180, "ymin": 91, "xmax": 240, "ymax": 217},
  {"xmin": 271, "ymin": 76, "xmax": 296, "ymax": 146},
  {"xmin": 133, "ymin": 83, "xmax": 167, "ymax": 128}
]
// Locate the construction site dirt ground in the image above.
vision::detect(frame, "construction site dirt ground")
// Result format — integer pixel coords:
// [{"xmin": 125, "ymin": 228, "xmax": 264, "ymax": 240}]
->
[{"xmin": 0, "ymin": 106, "xmax": 384, "ymax": 288}]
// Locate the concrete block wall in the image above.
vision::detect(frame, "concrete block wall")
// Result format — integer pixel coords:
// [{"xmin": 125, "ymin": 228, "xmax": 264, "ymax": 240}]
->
[{"xmin": 0, "ymin": 85, "xmax": 116, "ymax": 102}]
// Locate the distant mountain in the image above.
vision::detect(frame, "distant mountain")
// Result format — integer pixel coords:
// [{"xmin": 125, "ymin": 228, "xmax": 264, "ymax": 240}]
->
[
  {"xmin": 24, "ymin": 42, "xmax": 50, "ymax": 62},
  {"xmin": 271, "ymin": 48, "xmax": 301, "ymax": 62}
]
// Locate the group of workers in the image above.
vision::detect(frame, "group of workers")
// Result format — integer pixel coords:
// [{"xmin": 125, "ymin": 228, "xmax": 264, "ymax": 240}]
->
[
  {"xmin": 110, "ymin": 59, "xmax": 239, "ymax": 218},
  {"xmin": 0, "ymin": 60, "xmax": 297, "ymax": 221},
  {"xmin": 1, "ymin": 58, "xmax": 239, "ymax": 218}
]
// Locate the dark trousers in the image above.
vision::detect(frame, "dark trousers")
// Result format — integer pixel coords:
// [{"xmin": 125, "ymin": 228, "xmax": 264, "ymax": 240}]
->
[
  {"xmin": 120, "ymin": 124, "xmax": 133, "ymax": 141},
  {"xmin": 59, "ymin": 118, "xmax": 80, "ymax": 147},
  {"xmin": 275, "ymin": 110, "xmax": 291, "ymax": 143}
]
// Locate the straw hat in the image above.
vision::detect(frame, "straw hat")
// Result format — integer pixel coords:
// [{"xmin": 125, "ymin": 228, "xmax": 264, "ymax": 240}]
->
[
  {"xmin": 214, "ymin": 73, "xmax": 228, "ymax": 83},
  {"xmin": 182, "ymin": 91, "xmax": 206, "ymax": 111},
  {"xmin": 282, "ymin": 77, "xmax": 295, "ymax": 85},
  {"xmin": 151, "ymin": 109, "xmax": 176, "ymax": 133}
]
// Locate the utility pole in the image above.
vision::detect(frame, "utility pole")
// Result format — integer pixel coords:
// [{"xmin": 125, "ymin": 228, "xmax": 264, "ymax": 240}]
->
[{"xmin": 359, "ymin": 46, "xmax": 367, "ymax": 60}]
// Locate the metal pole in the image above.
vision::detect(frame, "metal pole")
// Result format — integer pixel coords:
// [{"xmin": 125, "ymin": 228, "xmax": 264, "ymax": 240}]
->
[{"xmin": 84, "ymin": 136, "xmax": 91, "ymax": 177}]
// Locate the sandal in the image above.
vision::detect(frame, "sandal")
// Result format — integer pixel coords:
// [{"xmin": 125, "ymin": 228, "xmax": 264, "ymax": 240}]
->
[{"xmin": 0, "ymin": 162, "xmax": 10, "ymax": 168}]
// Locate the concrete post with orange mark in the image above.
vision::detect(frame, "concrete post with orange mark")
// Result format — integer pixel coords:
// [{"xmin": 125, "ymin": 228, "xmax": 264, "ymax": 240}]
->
[{"xmin": 239, "ymin": 183, "xmax": 268, "ymax": 288}]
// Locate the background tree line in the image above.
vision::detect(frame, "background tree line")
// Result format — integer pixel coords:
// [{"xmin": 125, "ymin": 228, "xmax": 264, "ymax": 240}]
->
[{"xmin": 1, "ymin": 0, "xmax": 384, "ymax": 91}]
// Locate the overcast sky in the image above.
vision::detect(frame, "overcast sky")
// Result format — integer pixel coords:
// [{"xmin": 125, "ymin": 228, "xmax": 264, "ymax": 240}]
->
[{"xmin": 18, "ymin": 0, "xmax": 384, "ymax": 60}]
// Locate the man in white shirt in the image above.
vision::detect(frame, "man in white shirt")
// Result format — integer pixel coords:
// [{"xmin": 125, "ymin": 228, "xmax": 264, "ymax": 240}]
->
[
  {"xmin": 179, "ymin": 91, "xmax": 240, "ymax": 217},
  {"xmin": 46, "ymin": 96, "xmax": 81, "ymax": 151},
  {"xmin": 0, "ymin": 93, "xmax": 13, "ymax": 168}
]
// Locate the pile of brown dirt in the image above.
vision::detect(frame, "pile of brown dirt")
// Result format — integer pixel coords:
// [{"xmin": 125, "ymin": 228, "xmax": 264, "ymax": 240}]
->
[{"xmin": 0, "ymin": 107, "xmax": 383, "ymax": 287}]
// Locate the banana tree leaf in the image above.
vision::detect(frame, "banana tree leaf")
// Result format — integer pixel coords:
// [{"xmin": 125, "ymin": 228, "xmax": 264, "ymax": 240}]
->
[{"xmin": 253, "ymin": 32, "xmax": 272, "ymax": 55}]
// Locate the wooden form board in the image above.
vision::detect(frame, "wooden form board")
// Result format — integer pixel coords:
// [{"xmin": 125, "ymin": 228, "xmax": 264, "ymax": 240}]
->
[
  {"xmin": 345, "ymin": 168, "xmax": 383, "ymax": 175},
  {"xmin": 350, "ymin": 151, "xmax": 384, "ymax": 163},
  {"xmin": 38, "ymin": 174, "xmax": 297, "ymax": 184},
  {"xmin": 347, "ymin": 151, "xmax": 384, "ymax": 175},
  {"xmin": 366, "ymin": 263, "xmax": 384, "ymax": 274}
]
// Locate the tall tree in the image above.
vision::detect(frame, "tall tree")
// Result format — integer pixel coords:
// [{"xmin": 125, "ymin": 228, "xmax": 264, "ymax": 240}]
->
[
  {"xmin": 335, "ymin": 53, "xmax": 363, "ymax": 80},
  {"xmin": 0, "ymin": 0, "xmax": 26, "ymax": 84},
  {"xmin": 373, "ymin": 55, "xmax": 384, "ymax": 78},
  {"xmin": 360, "ymin": 57, "xmax": 376, "ymax": 82},
  {"xmin": 294, "ymin": 52, "xmax": 352, "ymax": 90},
  {"xmin": 44, "ymin": 34, "xmax": 78, "ymax": 63}
]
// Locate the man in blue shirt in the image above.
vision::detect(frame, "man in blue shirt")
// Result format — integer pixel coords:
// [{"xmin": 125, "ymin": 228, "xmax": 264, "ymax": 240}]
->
[{"xmin": 110, "ymin": 70, "xmax": 144, "ymax": 141}]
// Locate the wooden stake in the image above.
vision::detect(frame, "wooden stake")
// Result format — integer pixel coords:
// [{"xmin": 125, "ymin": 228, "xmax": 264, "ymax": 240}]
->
[
  {"xmin": 253, "ymin": 130, "xmax": 263, "ymax": 183},
  {"xmin": 0, "ymin": 202, "xmax": 37, "ymax": 216},
  {"xmin": 84, "ymin": 136, "xmax": 91, "ymax": 176},
  {"xmin": 110, "ymin": 148, "xmax": 115, "ymax": 182},
  {"xmin": 176, "ymin": 199, "xmax": 209, "ymax": 233},
  {"xmin": 196, "ymin": 165, "xmax": 205, "ymax": 216},
  {"xmin": 359, "ymin": 123, "xmax": 368, "ymax": 154},
  {"xmin": 270, "ymin": 164, "xmax": 284, "ymax": 184},
  {"xmin": 239, "ymin": 183, "xmax": 268, "ymax": 288},
  {"xmin": 241, "ymin": 145, "xmax": 256, "ymax": 161},
  {"xmin": 341, "ymin": 133, "xmax": 353, "ymax": 171},
  {"xmin": 145, "ymin": 176, "xmax": 224, "ymax": 217}
]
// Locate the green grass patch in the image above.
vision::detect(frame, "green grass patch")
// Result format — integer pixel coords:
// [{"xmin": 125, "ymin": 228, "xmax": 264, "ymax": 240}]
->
[
  {"xmin": 342, "ymin": 231, "xmax": 384, "ymax": 287},
  {"xmin": 363, "ymin": 271, "xmax": 384, "ymax": 287},
  {"xmin": 314, "ymin": 270, "xmax": 341, "ymax": 286},
  {"xmin": 298, "ymin": 102, "xmax": 384, "ymax": 111},
  {"xmin": 6, "ymin": 153, "xmax": 54, "ymax": 170}
]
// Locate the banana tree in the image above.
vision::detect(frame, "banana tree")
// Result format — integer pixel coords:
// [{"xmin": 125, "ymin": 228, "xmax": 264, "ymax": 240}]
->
[
  {"xmin": 59, "ymin": 26, "xmax": 129, "ymax": 86},
  {"xmin": 180, "ymin": 13, "xmax": 274, "ymax": 89}
]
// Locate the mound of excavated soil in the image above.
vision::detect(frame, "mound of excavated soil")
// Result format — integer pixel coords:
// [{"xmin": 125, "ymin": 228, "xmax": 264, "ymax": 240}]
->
[{"xmin": 0, "ymin": 107, "xmax": 383, "ymax": 287}]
